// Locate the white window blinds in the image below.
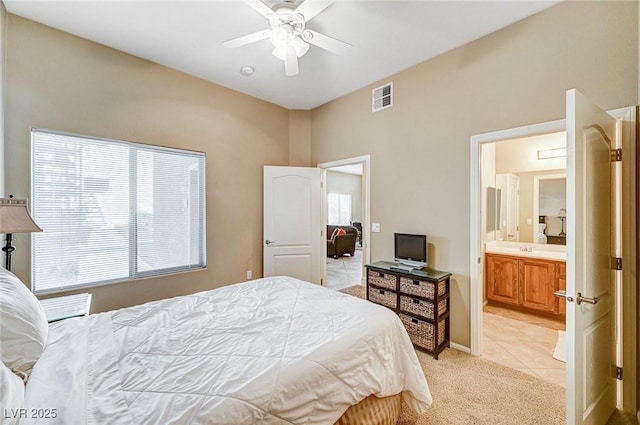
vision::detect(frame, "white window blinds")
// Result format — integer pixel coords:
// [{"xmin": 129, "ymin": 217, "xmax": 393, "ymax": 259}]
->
[
  {"xmin": 31, "ymin": 129, "xmax": 206, "ymax": 293},
  {"xmin": 327, "ymin": 193, "xmax": 352, "ymax": 226}
]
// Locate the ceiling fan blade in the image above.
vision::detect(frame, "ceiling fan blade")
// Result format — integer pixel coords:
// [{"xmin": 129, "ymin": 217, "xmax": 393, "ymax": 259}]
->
[
  {"xmin": 245, "ymin": 0, "xmax": 276, "ymax": 19},
  {"xmin": 223, "ymin": 30, "xmax": 272, "ymax": 49},
  {"xmin": 295, "ymin": 0, "xmax": 334, "ymax": 22},
  {"xmin": 303, "ymin": 30, "xmax": 351, "ymax": 56},
  {"xmin": 285, "ymin": 48, "xmax": 299, "ymax": 76}
]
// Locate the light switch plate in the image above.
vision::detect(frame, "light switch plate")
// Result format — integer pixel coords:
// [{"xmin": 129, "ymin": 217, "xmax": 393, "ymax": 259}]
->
[
  {"xmin": 527, "ymin": 218, "xmax": 533, "ymax": 225},
  {"xmin": 372, "ymin": 223, "xmax": 380, "ymax": 233}
]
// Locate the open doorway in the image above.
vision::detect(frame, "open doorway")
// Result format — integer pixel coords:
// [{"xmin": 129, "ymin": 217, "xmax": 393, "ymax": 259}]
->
[
  {"xmin": 482, "ymin": 131, "xmax": 568, "ymax": 388},
  {"xmin": 318, "ymin": 155, "xmax": 371, "ymax": 291},
  {"xmin": 470, "ymin": 105, "xmax": 637, "ymax": 417}
]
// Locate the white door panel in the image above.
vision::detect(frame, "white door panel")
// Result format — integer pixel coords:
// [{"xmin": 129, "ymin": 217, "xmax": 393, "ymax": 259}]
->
[
  {"xmin": 566, "ymin": 89, "xmax": 616, "ymax": 425},
  {"xmin": 264, "ymin": 166, "xmax": 322, "ymax": 284}
]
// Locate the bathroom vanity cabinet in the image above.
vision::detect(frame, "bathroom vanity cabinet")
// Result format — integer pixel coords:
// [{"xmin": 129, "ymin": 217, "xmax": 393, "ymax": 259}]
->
[{"xmin": 485, "ymin": 252, "xmax": 565, "ymax": 318}]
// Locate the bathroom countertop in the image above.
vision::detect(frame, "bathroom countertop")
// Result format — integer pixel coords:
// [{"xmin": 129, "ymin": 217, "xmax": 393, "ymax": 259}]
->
[{"xmin": 485, "ymin": 242, "xmax": 566, "ymax": 262}]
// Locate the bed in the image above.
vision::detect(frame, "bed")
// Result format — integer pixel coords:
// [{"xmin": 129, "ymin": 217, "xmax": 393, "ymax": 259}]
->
[{"xmin": 1, "ymin": 270, "xmax": 432, "ymax": 424}]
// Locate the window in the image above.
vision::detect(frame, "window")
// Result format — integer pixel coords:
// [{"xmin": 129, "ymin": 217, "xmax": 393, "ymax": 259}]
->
[
  {"xmin": 327, "ymin": 193, "xmax": 352, "ymax": 226},
  {"xmin": 31, "ymin": 129, "xmax": 206, "ymax": 293}
]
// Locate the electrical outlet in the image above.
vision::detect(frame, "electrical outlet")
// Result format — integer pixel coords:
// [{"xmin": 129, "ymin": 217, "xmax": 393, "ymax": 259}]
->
[
  {"xmin": 246, "ymin": 270, "xmax": 252, "ymax": 280},
  {"xmin": 372, "ymin": 223, "xmax": 380, "ymax": 233}
]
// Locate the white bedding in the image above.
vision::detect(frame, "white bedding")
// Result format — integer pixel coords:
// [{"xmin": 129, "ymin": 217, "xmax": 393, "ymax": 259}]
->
[{"xmin": 24, "ymin": 276, "xmax": 432, "ymax": 424}]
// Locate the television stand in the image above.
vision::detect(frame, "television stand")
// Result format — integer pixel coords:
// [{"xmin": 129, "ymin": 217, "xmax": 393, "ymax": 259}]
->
[
  {"xmin": 390, "ymin": 264, "xmax": 414, "ymax": 272},
  {"xmin": 366, "ymin": 260, "xmax": 451, "ymax": 359}
]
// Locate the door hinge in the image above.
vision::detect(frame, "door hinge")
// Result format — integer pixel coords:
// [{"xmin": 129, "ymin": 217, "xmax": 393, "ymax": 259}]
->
[
  {"xmin": 615, "ymin": 366, "xmax": 623, "ymax": 380},
  {"xmin": 320, "ymin": 278, "xmax": 324, "ymax": 286},
  {"xmin": 611, "ymin": 257, "xmax": 623, "ymax": 270},
  {"xmin": 611, "ymin": 148, "xmax": 622, "ymax": 162}
]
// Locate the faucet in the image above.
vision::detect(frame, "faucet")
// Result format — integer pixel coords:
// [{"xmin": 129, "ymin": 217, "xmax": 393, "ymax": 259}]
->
[{"xmin": 520, "ymin": 246, "xmax": 533, "ymax": 252}]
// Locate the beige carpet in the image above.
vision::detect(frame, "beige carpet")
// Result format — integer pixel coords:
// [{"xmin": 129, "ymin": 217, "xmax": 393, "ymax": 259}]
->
[{"xmin": 338, "ymin": 284, "xmax": 638, "ymax": 425}]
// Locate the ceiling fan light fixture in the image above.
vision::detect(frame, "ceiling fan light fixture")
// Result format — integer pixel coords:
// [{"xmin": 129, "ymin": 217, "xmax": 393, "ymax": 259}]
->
[
  {"xmin": 272, "ymin": 46, "xmax": 288, "ymax": 61},
  {"xmin": 271, "ymin": 26, "xmax": 289, "ymax": 48},
  {"xmin": 292, "ymin": 37, "xmax": 309, "ymax": 57}
]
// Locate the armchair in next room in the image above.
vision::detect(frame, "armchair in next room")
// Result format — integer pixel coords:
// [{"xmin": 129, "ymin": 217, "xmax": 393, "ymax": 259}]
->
[{"xmin": 326, "ymin": 225, "xmax": 357, "ymax": 258}]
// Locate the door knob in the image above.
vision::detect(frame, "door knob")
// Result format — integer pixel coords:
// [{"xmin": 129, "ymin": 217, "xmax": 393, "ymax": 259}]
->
[
  {"xmin": 265, "ymin": 240, "xmax": 275, "ymax": 246},
  {"xmin": 574, "ymin": 292, "xmax": 600, "ymax": 305},
  {"xmin": 556, "ymin": 290, "xmax": 600, "ymax": 305}
]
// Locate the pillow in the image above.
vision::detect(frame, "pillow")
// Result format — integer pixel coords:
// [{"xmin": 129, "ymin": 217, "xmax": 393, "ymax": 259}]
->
[
  {"xmin": 0, "ymin": 267, "xmax": 48, "ymax": 379},
  {"xmin": 336, "ymin": 228, "xmax": 347, "ymax": 236},
  {"xmin": 0, "ymin": 361, "xmax": 25, "ymax": 424}
]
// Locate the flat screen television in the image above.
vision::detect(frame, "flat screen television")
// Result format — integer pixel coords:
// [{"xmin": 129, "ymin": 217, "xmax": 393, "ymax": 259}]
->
[{"xmin": 394, "ymin": 233, "xmax": 427, "ymax": 268}]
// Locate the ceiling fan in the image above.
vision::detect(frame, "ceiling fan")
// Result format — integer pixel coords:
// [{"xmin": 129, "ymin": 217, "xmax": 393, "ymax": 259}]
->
[{"xmin": 223, "ymin": 0, "xmax": 351, "ymax": 76}]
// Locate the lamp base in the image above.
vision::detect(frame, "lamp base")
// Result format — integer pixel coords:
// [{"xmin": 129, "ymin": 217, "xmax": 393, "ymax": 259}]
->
[{"xmin": 2, "ymin": 233, "xmax": 14, "ymax": 271}]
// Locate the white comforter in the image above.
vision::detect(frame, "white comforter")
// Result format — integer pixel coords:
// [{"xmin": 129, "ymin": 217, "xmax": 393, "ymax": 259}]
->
[{"xmin": 24, "ymin": 276, "xmax": 432, "ymax": 424}]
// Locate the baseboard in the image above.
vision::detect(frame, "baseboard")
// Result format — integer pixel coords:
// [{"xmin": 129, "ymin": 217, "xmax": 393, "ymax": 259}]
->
[{"xmin": 450, "ymin": 342, "xmax": 471, "ymax": 353}]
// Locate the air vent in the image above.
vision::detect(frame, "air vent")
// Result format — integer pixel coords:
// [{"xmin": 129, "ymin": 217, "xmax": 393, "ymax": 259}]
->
[{"xmin": 372, "ymin": 82, "xmax": 393, "ymax": 113}]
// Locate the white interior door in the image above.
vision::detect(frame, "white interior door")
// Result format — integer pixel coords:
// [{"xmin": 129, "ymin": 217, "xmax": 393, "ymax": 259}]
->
[
  {"xmin": 263, "ymin": 166, "xmax": 323, "ymax": 284},
  {"xmin": 565, "ymin": 89, "xmax": 617, "ymax": 425}
]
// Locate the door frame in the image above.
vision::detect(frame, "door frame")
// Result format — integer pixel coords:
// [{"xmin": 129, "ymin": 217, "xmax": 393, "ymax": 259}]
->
[
  {"xmin": 318, "ymin": 155, "xmax": 371, "ymax": 284},
  {"xmin": 469, "ymin": 106, "xmax": 636, "ymax": 413}
]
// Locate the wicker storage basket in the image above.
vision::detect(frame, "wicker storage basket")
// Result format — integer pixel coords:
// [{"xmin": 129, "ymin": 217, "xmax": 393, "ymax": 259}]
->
[
  {"xmin": 369, "ymin": 288, "xmax": 397, "ymax": 309},
  {"xmin": 400, "ymin": 296, "xmax": 448, "ymax": 320},
  {"xmin": 399, "ymin": 277, "xmax": 446, "ymax": 300},
  {"xmin": 400, "ymin": 313, "xmax": 446, "ymax": 351},
  {"xmin": 367, "ymin": 270, "xmax": 397, "ymax": 290}
]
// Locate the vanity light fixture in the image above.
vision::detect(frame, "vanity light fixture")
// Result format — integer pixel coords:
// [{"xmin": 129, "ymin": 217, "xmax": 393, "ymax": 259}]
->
[{"xmin": 537, "ymin": 147, "xmax": 566, "ymax": 160}]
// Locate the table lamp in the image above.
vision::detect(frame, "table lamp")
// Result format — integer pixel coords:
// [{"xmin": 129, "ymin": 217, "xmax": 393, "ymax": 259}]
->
[
  {"xmin": 0, "ymin": 196, "xmax": 42, "ymax": 271},
  {"xmin": 558, "ymin": 208, "xmax": 567, "ymax": 236}
]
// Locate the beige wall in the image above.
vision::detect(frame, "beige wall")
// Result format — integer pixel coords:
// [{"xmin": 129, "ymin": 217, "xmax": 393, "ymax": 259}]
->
[
  {"xmin": 289, "ymin": 110, "xmax": 311, "ymax": 166},
  {"xmin": 310, "ymin": 1, "xmax": 638, "ymax": 347},
  {"xmin": 5, "ymin": 15, "xmax": 290, "ymax": 312}
]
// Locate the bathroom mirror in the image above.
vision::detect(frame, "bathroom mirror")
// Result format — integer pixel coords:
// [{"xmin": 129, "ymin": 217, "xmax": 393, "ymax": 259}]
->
[{"xmin": 486, "ymin": 187, "xmax": 501, "ymax": 232}]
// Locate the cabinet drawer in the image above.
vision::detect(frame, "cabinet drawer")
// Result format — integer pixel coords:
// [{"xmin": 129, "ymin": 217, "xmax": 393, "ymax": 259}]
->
[
  {"xmin": 400, "ymin": 296, "xmax": 448, "ymax": 320},
  {"xmin": 400, "ymin": 313, "xmax": 446, "ymax": 351},
  {"xmin": 369, "ymin": 287, "xmax": 397, "ymax": 309},
  {"xmin": 399, "ymin": 277, "xmax": 446, "ymax": 300},
  {"xmin": 368, "ymin": 269, "xmax": 397, "ymax": 290}
]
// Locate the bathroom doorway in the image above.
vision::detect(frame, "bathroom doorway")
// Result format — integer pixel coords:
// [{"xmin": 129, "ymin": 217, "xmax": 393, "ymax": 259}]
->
[
  {"xmin": 481, "ymin": 130, "xmax": 568, "ymax": 387},
  {"xmin": 469, "ymin": 104, "xmax": 637, "ymax": 415}
]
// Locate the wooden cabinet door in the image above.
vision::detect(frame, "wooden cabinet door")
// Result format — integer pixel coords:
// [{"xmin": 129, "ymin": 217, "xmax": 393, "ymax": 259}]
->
[
  {"xmin": 519, "ymin": 258, "xmax": 555, "ymax": 313},
  {"xmin": 556, "ymin": 262, "xmax": 567, "ymax": 316},
  {"xmin": 485, "ymin": 254, "xmax": 519, "ymax": 305}
]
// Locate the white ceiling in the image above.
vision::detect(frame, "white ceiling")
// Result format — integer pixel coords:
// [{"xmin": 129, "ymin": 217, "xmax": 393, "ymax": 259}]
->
[
  {"xmin": 4, "ymin": 0, "xmax": 560, "ymax": 110},
  {"xmin": 328, "ymin": 163, "xmax": 363, "ymax": 175}
]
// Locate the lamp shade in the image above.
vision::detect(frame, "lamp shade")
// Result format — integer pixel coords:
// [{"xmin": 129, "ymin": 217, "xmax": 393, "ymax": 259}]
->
[
  {"xmin": 558, "ymin": 208, "xmax": 567, "ymax": 218},
  {"xmin": 0, "ymin": 198, "xmax": 43, "ymax": 234}
]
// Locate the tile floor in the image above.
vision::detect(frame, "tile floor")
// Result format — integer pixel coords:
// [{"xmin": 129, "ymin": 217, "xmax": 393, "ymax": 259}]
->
[
  {"xmin": 324, "ymin": 248, "xmax": 363, "ymax": 291},
  {"xmin": 482, "ymin": 304, "xmax": 566, "ymax": 387}
]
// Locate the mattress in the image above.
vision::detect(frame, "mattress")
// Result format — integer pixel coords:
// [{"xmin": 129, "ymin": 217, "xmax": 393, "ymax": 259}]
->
[{"xmin": 24, "ymin": 276, "xmax": 432, "ymax": 424}]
